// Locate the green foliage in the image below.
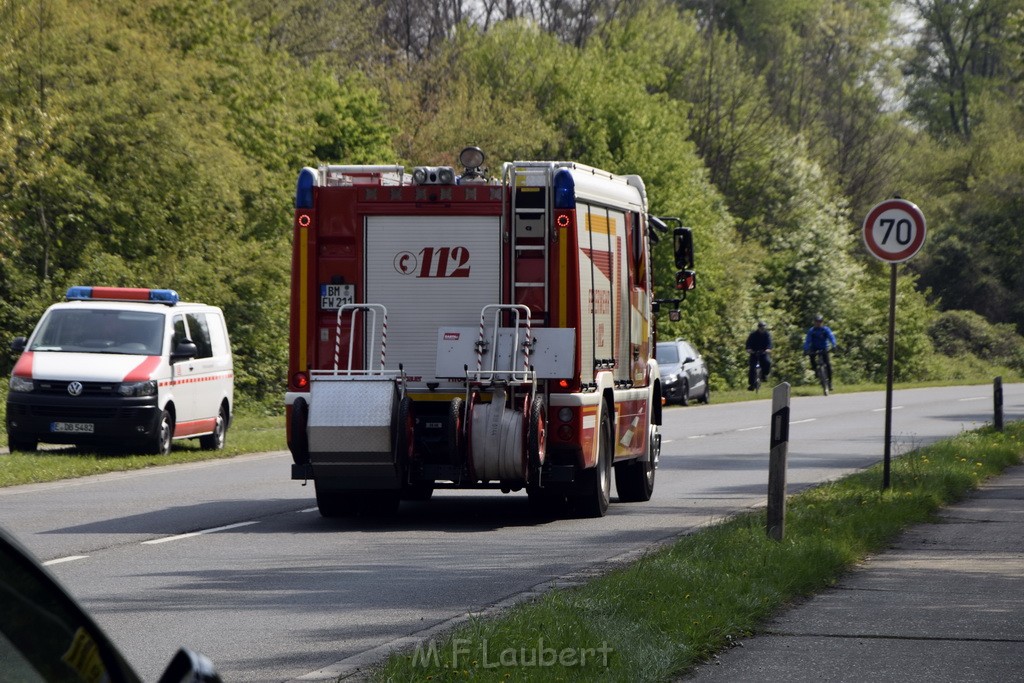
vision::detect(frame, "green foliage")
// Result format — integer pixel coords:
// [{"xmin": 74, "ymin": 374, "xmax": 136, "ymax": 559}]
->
[
  {"xmin": 930, "ymin": 309, "xmax": 1024, "ymax": 372},
  {"xmin": 2, "ymin": 0, "xmax": 1024, "ymax": 400}
]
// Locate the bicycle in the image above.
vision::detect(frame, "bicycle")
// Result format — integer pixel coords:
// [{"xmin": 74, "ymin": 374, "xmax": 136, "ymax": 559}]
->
[
  {"xmin": 809, "ymin": 349, "xmax": 832, "ymax": 396},
  {"xmin": 748, "ymin": 350, "xmax": 768, "ymax": 394}
]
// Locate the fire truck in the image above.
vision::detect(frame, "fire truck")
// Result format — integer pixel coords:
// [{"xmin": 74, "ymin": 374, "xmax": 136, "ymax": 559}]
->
[{"xmin": 286, "ymin": 147, "xmax": 695, "ymax": 518}]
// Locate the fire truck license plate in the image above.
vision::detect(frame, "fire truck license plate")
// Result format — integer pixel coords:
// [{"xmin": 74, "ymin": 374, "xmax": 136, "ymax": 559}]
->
[
  {"xmin": 51, "ymin": 422, "xmax": 94, "ymax": 434},
  {"xmin": 320, "ymin": 284, "xmax": 355, "ymax": 310}
]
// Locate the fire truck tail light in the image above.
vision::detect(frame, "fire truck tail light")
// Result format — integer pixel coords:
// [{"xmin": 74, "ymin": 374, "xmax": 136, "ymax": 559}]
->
[
  {"xmin": 555, "ymin": 211, "xmax": 572, "ymax": 229},
  {"xmin": 295, "ymin": 167, "xmax": 317, "ymax": 209},
  {"xmin": 66, "ymin": 286, "xmax": 179, "ymax": 305},
  {"xmin": 553, "ymin": 169, "xmax": 575, "ymax": 209},
  {"xmin": 558, "ymin": 408, "xmax": 574, "ymax": 423},
  {"xmin": 292, "ymin": 372, "xmax": 309, "ymax": 390}
]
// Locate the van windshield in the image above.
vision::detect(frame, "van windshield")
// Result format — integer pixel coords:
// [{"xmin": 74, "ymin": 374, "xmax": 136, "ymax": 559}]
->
[{"xmin": 28, "ymin": 310, "xmax": 165, "ymax": 355}]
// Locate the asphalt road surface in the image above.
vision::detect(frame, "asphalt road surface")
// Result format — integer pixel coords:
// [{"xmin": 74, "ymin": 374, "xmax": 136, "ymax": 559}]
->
[{"xmin": 1, "ymin": 384, "xmax": 1021, "ymax": 681}]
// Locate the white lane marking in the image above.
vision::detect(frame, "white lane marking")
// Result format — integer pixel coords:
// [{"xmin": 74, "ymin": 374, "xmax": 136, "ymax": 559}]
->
[
  {"xmin": 687, "ymin": 435, "xmax": 706, "ymax": 439},
  {"xmin": 872, "ymin": 406, "xmax": 903, "ymax": 412},
  {"xmin": 958, "ymin": 396, "xmax": 986, "ymax": 402},
  {"xmin": 43, "ymin": 555, "xmax": 89, "ymax": 566},
  {"xmin": 791, "ymin": 418, "xmax": 816, "ymax": 424},
  {"xmin": 737, "ymin": 426, "xmax": 765, "ymax": 432},
  {"xmin": 142, "ymin": 520, "xmax": 259, "ymax": 545},
  {"xmin": 299, "ymin": 507, "xmax": 319, "ymax": 513}
]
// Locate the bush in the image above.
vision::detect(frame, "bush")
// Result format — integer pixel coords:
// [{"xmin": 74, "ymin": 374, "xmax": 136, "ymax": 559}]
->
[{"xmin": 929, "ymin": 310, "xmax": 1024, "ymax": 372}]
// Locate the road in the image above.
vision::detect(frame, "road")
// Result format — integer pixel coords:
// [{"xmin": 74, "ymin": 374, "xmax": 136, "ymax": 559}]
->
[{"xmin": 1, "ymin": 384, "xmax": 1021, "ymax": 681}]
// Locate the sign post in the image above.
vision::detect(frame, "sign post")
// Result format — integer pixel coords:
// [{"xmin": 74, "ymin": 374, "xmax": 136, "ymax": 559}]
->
[{"xmin": 862, "ymin": 198, "xmax": 926, "ymax": 490}]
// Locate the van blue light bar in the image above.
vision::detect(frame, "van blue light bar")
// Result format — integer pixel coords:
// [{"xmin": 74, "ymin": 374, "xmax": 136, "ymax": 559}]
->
[{"xmin": 65, "ymin": 286, "xmax": 180, "ymax": 305}]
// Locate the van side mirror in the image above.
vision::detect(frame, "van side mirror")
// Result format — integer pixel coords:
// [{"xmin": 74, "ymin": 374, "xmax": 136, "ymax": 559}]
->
[
  {"xmin": 157, "ymin": 647, "xmax": 221, "ymax": 683},
  {"xmin": 172, "ymin": 340, "xmax": 198, "ymax": 360},
  {"xmin": 11, "ymin": 337, "xmax": 26, "ymax": 352},
  {"xmin": 673, "ymin": 227, "xmax": 694, "ymax": 269}
]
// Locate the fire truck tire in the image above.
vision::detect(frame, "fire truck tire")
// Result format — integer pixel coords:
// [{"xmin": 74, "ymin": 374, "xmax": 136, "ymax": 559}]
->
[
  {"xmin": 200, "ymin": 404, "xmax": 228, "ymax": 451},
  {"xmin": 149, "ymin": 410, "xmax": 173, "ymax": 456},
  {"xmin": 614, "ymin": 454, "xmax": 655, "ymax": 503},
  {"xmin": 314, "ymin": 482, "xmax": 358, "ymax": 518},
  {"xmin": 527, "ymin": 485, "xmax": 569, "ymax": 518},
  {"xmin": 576, "ymin": 408, "xmax": 612, "ymax": 517},
  {"xmin": 526, "ymin": 395, "xmax": 546, "ymax": 472},
  {"xmin": 401, "ymin": 484, "xmax": 434, "ymax": 502},
  {"xmin": 447, "ymin": 397, "xmax": 464, "ymax": 464},
  {"xmin": 315, "ymin": 485, "xmax": 401, "ymax": 517},
  {"xmin": 289, "ymin": 398, "xmax": 310, "ymax": 465}
]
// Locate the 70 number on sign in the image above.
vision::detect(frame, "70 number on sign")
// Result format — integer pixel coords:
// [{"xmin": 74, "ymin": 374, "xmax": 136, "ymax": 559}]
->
[{"xmin": 862, "ymin": 199, "xmax": 926, "ymax": 263}]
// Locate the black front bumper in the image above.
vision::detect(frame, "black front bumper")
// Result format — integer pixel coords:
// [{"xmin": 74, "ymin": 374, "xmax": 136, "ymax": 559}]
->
[{"xmin": 6, "ymin": 392, "xmax": 162, "ymax": 447}]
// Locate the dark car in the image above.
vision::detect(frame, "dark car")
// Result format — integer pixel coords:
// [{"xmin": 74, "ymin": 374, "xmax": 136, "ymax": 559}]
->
[
  {"xmin": 0, "ymin": 524, "xmax": 220, "ymax": 683},
  {"xmin": 656, "ymin": 339, "xmax": 710, "ymax": 406}
]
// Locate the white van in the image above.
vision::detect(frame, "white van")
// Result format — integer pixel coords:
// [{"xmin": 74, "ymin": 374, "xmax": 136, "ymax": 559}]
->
[{"xmin": 5, "ymin": 286, "xmax": 233, "ymax": 454}]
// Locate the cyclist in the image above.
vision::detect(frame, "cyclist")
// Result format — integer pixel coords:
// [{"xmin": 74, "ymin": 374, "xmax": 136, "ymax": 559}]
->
[
  {"xmin": 745, "ymin": 321, "xmax": 773, "ymax": 390},
  {"xmin": 803, "ymin": 314, "xmax": 837, "ymax": 391}
]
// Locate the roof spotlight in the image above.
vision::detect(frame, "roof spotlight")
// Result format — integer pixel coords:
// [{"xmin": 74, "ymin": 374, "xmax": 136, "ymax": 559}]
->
[{"xmin": 460, "ymin": 146, "xmax": 485, "ymax": 170}]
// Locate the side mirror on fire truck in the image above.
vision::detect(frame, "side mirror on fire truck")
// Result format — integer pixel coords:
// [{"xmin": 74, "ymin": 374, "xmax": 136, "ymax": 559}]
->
[
  {"xmin": 675, "ymin": 270, "xmax": 696, "ymax": 292},
  {"xmin": 673, "ymin": 227, "xmax": 695, "ymax": 270}
]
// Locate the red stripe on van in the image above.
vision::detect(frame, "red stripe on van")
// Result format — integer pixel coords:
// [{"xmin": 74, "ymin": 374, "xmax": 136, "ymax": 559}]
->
[
  {"xmin": 123, "ymin": 356, "xmax": 162, "ymax": 382},
  {"xmin": 12, "ymin": 352, "xmax": 33, "ymax": 378},
  {"xmin": 175, "ymin": 418, "xmax": 217, "ymax": 437}
]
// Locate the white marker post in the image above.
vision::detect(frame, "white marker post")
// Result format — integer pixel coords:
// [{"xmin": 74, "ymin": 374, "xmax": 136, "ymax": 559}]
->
[
  {"xmin": 863, "ymin": 198, "xmax": 926, "ymax": 490},
  {"xmin": 767, "ymin": 382, "xmax": 791, "ymax": 541}
]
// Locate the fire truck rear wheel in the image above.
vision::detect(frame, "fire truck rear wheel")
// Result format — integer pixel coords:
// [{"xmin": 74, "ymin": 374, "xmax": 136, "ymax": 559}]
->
[
  {"xmin": 314, "ymin": 483, "xmax": 358, "ymax": 518},
  {"xmin": 401, "ymin": 483, "xmax": 434, "ymax": 501},
  {"xmin": 614, "ymin": 453, "xmax": 655, "ymax": 503},
  {"xmin": 527, "ymin": 485, "xmax": 568, "ymax": 518},
  {"xmin": 576, "ymin": 408, "xmax": 612, "ymax": 517},
  {"xmin": 289, "ymin": 398, "xmax": 310, "ymax": 465}
]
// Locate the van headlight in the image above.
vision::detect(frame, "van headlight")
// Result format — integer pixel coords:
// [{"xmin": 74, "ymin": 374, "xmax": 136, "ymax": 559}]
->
[
  {"xmin": 118, "ymin": 380, "xmax": 157, "ymax": 397},
  {"xmin": 9, "ymin": 376, "xmax": 34, "ymax": 392}
]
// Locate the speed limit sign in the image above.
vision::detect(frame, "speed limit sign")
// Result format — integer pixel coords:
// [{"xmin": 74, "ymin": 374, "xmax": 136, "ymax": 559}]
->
[{"xmin": 862, "ymin": 199, "xmax": 926, "ymax": 263}]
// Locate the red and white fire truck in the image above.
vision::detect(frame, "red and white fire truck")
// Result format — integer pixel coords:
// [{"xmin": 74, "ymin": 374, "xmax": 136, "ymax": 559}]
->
[{"xmin": 285, "ymin": 147, "xmax": 695, "ymax": 517}]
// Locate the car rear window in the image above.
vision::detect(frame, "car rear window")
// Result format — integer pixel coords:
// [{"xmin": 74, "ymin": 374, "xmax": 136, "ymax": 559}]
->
[{"xmin": 656, "ymin": 344, "xmax": 679, "ymax": 363}]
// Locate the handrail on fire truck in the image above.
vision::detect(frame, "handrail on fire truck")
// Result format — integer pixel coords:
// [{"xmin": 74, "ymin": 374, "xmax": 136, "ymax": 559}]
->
[
  {"xmin": 312, "ymin": 304, "xmax": 405, "ymax": 391},
  {"xmin": 467, "ymin": 304, "xmax": 535, "ymax": 387}
]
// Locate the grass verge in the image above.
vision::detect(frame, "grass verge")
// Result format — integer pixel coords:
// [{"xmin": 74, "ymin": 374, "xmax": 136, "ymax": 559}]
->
[
  {"xmin": 372, "ymin": 421, "xmax": 1024, "ymax": 682},
  {"xmin": 0, "ymin": 411, "xmax": 285, "ymax": 487}
]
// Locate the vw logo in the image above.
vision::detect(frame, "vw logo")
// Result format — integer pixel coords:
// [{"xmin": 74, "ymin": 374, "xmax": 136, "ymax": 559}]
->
[{"xmin": 67, "ymin": 381, "xmax": 84, "ymax": 397}]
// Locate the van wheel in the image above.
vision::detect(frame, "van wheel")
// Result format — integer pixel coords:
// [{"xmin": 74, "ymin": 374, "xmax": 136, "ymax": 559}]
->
[
  {"xmin": 151, "ymin": 410, "xmax": 173, "ymax": 455},
  {"xmin": 7, "ymin": 435, "xmax": 36, "ymax": 453},
  {"xmin": 200, "ymin": 406, "xmax": 228, "ymax": 451}
]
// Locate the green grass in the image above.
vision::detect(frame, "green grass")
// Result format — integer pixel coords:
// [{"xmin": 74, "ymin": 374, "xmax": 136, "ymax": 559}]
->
[
  {"xmin": 0, "ymin": 410, "xmax": 285, "ymax": 487},
  {"xmin": 372, "ymin": 421, "xmax": 1024, "ymax": 682}
]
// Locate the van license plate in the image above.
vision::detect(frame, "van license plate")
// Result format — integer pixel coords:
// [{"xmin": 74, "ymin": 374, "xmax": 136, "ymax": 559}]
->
[{"xmin": 51, "ymin": 422, "xmax": 95, "ymax": 434}]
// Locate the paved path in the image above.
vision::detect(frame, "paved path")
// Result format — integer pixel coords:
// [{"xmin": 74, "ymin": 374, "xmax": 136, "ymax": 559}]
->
[{"xmin": 684, "ymin": 464, "xmax": 1024, "ymax": 682}]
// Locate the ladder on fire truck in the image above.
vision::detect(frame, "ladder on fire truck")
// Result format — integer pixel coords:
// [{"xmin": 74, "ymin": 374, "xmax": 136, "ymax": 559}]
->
[{"xmin": 504, "ymin": 162, "xmax": 554, "ymax": 327}]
